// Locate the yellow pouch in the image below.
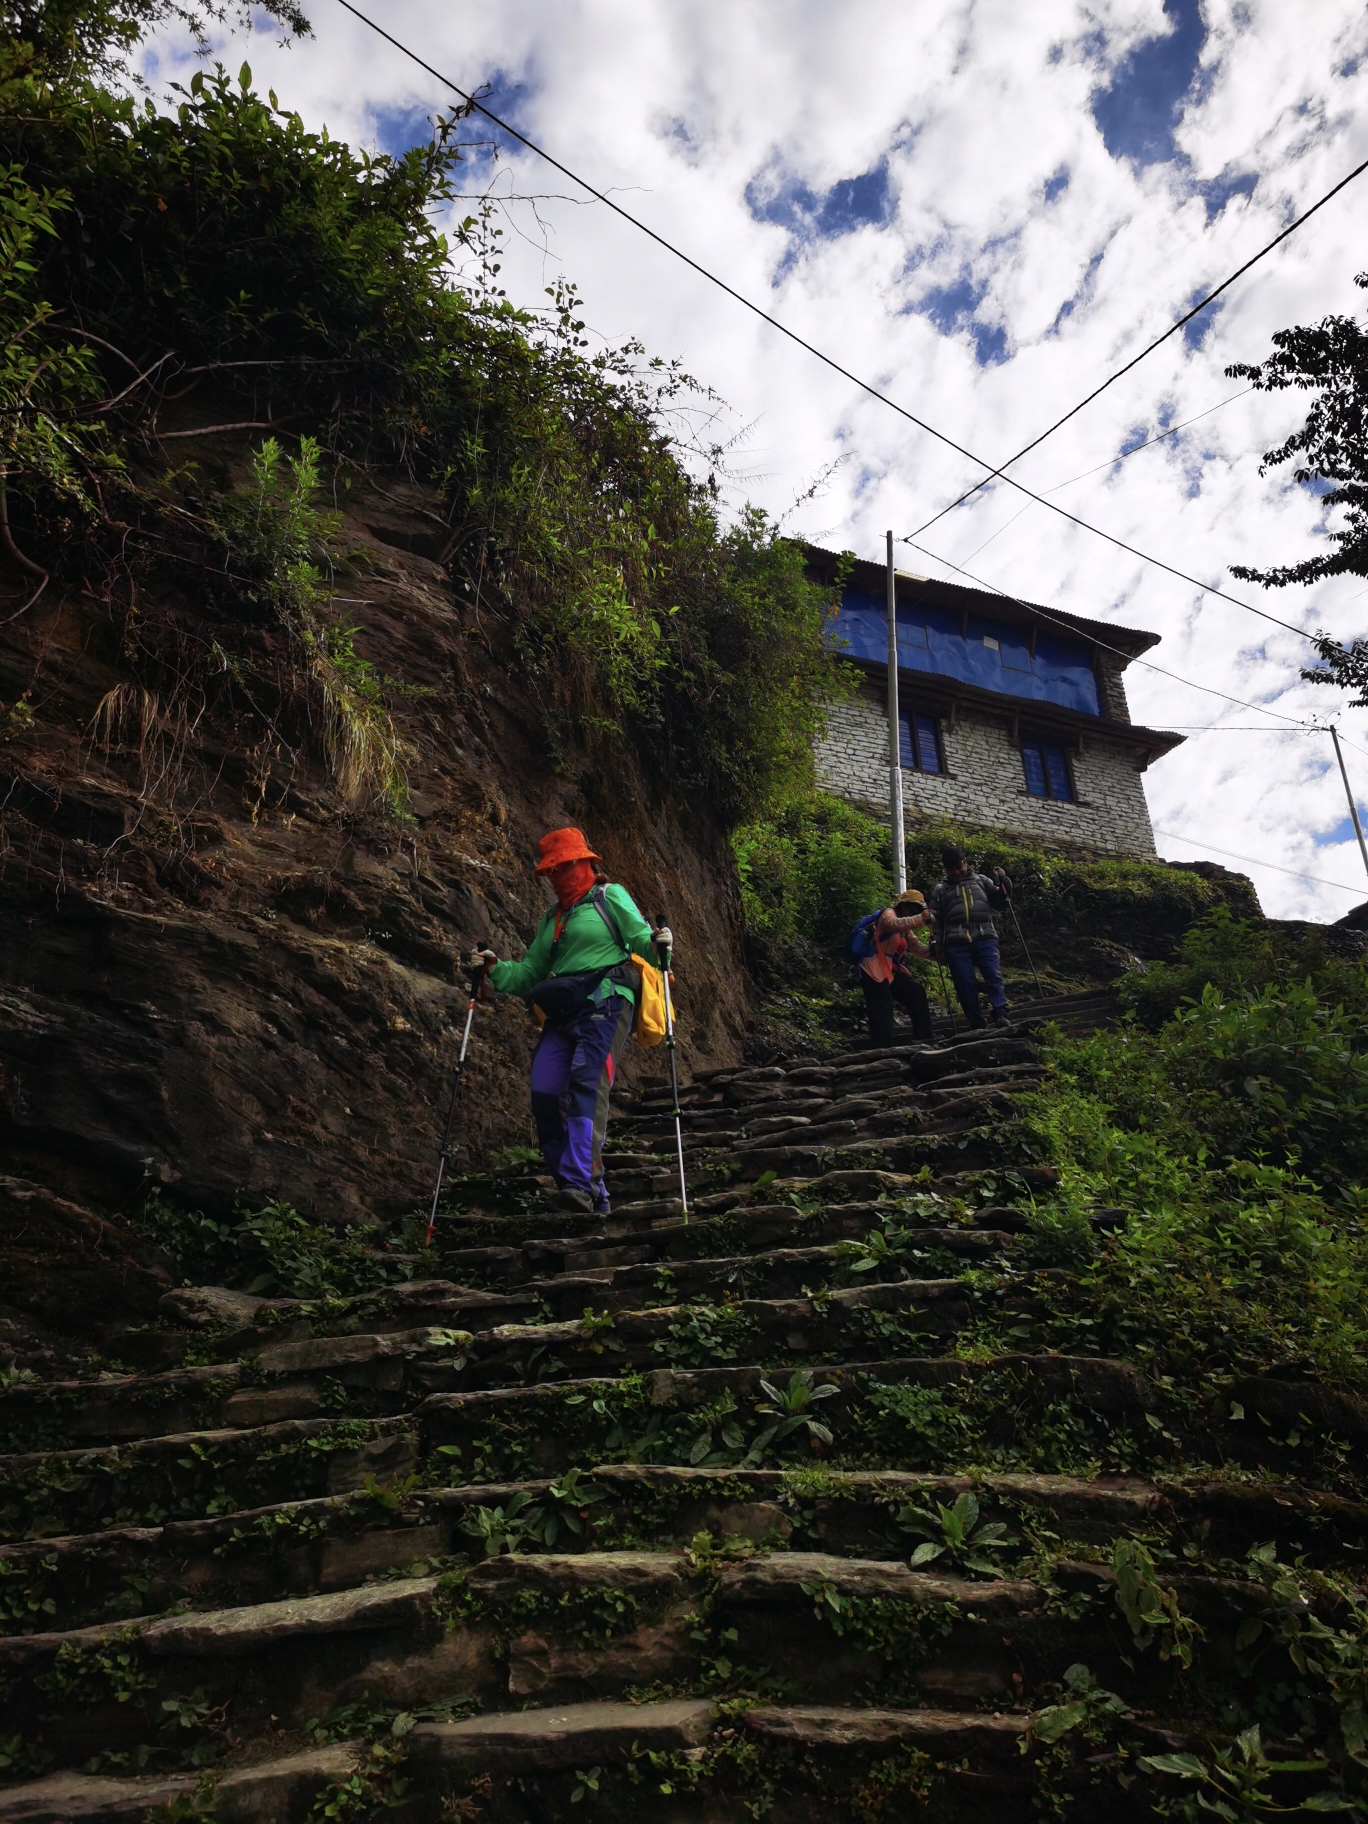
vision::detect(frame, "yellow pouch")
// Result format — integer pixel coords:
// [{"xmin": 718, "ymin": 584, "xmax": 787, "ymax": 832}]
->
[{"xmin": 630, "ymin": 953, "xmax": 672, "ymax": 1047}]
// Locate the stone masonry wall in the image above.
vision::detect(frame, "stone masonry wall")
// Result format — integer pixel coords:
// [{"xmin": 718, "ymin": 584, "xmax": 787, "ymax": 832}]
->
[{"xmin": 816, "ymin": 685, "xmax": 1158, "ymax": 858}]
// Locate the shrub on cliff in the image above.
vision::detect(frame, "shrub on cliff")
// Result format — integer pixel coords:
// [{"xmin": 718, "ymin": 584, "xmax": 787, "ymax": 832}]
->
[{"xmin": 0, "ymin": 9, "xmax": 847, "ymax": 820}]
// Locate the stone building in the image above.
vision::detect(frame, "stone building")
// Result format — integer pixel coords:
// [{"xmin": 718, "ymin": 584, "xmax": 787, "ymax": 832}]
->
[{"xmin": 807, "ymin": 547, "xmax": 1183, "ymax": 858}]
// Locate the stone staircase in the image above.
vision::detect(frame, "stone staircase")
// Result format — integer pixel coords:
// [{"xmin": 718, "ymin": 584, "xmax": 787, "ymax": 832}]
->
[{"xmin": 1, "ymin": 991, "xmax": 1363, "ymax": 1820}]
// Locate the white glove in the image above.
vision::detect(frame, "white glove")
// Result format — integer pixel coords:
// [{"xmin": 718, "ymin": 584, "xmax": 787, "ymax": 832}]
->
[
  {"xmin": 468, "ymin": 948, "xmax": 497, "ymax": 971},
  {"xmin": 653, "ymin": 926, "xmax": 673, "ymax": 951}
]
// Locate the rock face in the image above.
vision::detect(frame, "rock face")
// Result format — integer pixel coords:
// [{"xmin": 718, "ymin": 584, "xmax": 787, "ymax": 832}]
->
[{"xmin": 0, "ymin": 469, "xmax": 748, "ymax": 1233}]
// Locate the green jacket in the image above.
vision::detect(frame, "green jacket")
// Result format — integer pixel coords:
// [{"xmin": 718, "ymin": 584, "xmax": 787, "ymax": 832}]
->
[{"xmin": 489, "ymin": 883, "xmax": 660, "ymax": 1006}]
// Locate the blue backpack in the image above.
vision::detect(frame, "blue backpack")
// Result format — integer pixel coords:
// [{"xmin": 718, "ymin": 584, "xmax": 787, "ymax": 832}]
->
[{"xmin": 843, "ymin": 910, "xmax": 883, "ymax": 963}]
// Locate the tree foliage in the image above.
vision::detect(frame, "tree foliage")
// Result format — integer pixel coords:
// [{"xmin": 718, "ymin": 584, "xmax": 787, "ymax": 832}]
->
[
  {"xmin": 1224, "ymin": 272, "xmax": 1368, "ymax": 707},
  {"xmin": 1227, "ymin": 272, "xmax": 1368, "ymax": 591},
  {"xmin": 2, "ymin": 0, "xmax": 310, "ymax": 84}
]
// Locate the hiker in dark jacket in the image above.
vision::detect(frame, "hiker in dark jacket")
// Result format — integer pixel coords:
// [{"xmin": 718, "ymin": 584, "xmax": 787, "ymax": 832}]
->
[
  {"xmin": 857, "ymin": 893, "xmax": 936, "ymax": 1047},
  {"xmin": 470, "ymin": 828, "xmax": 669, "ymax": 1215},
  {"xmin": 925, "ymin": 844, "xmax": 1012, "ymax": 1030}
]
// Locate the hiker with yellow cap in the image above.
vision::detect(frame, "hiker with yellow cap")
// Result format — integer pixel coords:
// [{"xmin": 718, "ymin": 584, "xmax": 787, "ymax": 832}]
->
[{"xmin": 469, "ymin": 829, "xmax": 669, "ymax": 1214}]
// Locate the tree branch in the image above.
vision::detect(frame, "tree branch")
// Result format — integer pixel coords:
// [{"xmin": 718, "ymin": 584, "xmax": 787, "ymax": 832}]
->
[{"xmin": 155, "ymin": 420, "xmax": 295, "ymax": 440}]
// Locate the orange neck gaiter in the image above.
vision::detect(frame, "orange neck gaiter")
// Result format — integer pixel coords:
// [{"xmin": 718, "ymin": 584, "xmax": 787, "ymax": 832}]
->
[{"xmin": 553, "ymin": 859, "xmax": 597, "ymax": 911}]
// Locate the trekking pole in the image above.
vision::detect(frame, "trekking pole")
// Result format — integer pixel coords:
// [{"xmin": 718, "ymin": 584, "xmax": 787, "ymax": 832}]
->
[
  {"xmin": 654, "ymin": 912, "xmax": 688, "ymax": 1222},
  {"xmin": 424, "ymin": 951, "xmax": 492, "ymax": 1248},
  {"xmin": 934, "ymin": 957, "xmax": 957, "ymax": 1035},
  {"xmin": 1005, "ymin": 896, "xmax": 1044, "ymax": 1000}
]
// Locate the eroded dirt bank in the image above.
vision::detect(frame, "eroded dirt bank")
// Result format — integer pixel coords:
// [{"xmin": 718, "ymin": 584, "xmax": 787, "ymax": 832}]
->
[{"xmin": 0, "ymin": 467, "xmax": 748, "ymax": 1250}]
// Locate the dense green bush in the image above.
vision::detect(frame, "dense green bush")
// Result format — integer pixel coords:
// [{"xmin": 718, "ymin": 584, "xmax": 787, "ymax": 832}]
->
[
  {"xmin": 1019, "ymin": 919, "xmax": 1368, "ymax": 1386},
  {"xmin": 901, "ymin": 821, "xmax": 1236, "ymax": 930},
  {"xmin": 1036, "ymin": 977, "xmax": 1368, "ymax": 1197},
  {"xmin": 732, "ymin": 792, "xmax": 893, "ymax": 961},
  {"xmin": 1120, "ymin": 903, "xmax": 1368, "ymax": 1027}
]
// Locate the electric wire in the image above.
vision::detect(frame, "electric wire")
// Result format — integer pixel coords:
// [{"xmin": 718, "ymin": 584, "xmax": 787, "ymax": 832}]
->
[
  {"xmin": 333, "ymin": 0, "xmax": 1318, "ymax": 646},
  {"xmin": 1040, "ymin": 387, "xmax": 1255, "ymax": 493},
  {"xmin": 1152, "ymin": 828, "xmax": 1365, "ymax": 895},
  {"xmin": 956, "ymin": 386, "xmax": 1255, "ymax": 565},
  {"xmin": 910, "ymin": 150, "xmax": 1368, "ymax": 539}
]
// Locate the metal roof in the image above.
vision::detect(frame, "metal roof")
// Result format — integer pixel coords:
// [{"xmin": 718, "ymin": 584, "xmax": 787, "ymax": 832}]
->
[{"xmin": 804, "ymin": 543, "xmax": 1162, "ymax": 660}]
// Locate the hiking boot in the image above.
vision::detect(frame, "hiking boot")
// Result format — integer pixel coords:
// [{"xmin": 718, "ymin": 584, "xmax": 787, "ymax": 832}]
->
[
  {"xmin": 991, "ymin": 1009, "xmax": 1012, "ymax": 1029},
  {"xmin": 591, "ymin": 1185, "xmax": 612, "ymax": 1217},
  {"xmin": 556, "ymin": 1187, "xmax": 594, "ymax": 1213}
]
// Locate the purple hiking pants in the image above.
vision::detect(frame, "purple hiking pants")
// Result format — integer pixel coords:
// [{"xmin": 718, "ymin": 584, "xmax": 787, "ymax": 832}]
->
[{"xmin": 529, "ymin": 994, "xmax": 634, "ymax": 1203}]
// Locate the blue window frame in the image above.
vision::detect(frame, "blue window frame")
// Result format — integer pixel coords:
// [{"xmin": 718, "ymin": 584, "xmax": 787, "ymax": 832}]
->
[
  {"xmin": 1022, "ymin": 739, "xmax": 1074, "ymax": 801},
  {"xmin": 899, "ymin": 710, "xmax": 942, "ymax": 774}
]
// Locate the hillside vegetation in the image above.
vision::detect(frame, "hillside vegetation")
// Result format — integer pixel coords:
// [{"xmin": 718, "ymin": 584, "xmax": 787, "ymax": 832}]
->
[{"xmin": 1, "ymin": 1, "xmax": 847, "ymax": 823}]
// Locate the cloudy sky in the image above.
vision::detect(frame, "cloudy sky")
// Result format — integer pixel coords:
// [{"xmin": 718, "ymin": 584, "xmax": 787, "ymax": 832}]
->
[{"xmin": 150, "ymin": 0, "xmax": 1368, "ymax": 918}]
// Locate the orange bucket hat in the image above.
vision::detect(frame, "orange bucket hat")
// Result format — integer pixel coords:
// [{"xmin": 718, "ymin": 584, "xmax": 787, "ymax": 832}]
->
[{"xmin": 534, "ymin": 827, "xmax": 601, "ymax": 873}]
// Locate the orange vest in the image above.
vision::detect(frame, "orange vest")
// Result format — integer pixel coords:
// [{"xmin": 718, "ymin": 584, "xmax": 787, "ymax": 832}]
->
[{"xmin": 860, "ymin": 914, "xmax": 904, "ymax": 984}]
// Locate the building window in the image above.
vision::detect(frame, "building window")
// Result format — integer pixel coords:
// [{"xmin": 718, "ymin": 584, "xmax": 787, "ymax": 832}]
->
[
  {"xmin": 899, "ymin": 710, "xmax": 942, "ymax": 774},
  {"xmin": 1022, "ymin": 739, "xmax": 1074, "ymax": 801}
]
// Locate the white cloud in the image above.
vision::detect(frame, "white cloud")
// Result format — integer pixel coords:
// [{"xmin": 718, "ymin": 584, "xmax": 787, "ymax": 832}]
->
[{"xmin": 147, "ymin": 0, "xmax": 1368, "ymax": 917}]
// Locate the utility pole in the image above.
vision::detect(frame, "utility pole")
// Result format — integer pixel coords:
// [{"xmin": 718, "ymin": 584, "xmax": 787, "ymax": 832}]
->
[
  {"xmin": 1329, "ymin": 724, "xmax": 1368, "ymax": 888},
  {"xmin": 886, "ymin": 529, "xmax": 906, "ymax": 895}
]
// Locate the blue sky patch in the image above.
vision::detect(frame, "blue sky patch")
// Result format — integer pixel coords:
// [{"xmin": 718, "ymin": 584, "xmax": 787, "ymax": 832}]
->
[
  {"xmin": 1313, "ymin": 815, "xmax": 1366, "ymax": 848},
  {"xmin": 1092, "ymin": 0, "xmax": 1207, "ymax": 165},
  {"xmin": 1194, "ymin": 167, "xmax": 1257, "ymax": 220},
  {"xmin": 370, "ymin": 102, "xmax": 436, "ymax": 159},
  {"xmin": 1181, "ymin": 287, "xmax": 1225, "ymax": 351},
  {"xmin": 915, "ymin": 272, "xmax": 1008, "ymax": 366},
  {"xmin": 745, "ymin": 156, "xmax": 893, "ymax": 243},
  {"xmin": 1050, "ymin": 244, "xmax": 1106, "ymax": 335},
  {"xmin": 1043, "ymin": 166, "xmax": 1070, "ymax": 203}
]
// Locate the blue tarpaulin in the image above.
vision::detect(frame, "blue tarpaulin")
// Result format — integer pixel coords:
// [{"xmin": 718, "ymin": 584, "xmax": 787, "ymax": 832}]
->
[{"xmin": 828, "ymin": 584, "xmax": 1100, "ymax": 717}]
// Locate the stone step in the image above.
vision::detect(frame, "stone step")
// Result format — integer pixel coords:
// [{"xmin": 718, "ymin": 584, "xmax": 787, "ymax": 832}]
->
[
  {"xmin": 430, "ymin": 1160, "xmax": 1024, "ymax": 1258},
  {"xmin": 442, "ymin": 1199, "xmax": 998, "ymax": 1288},
  {"xmin": 0, "ymin": 1330, "xmax": 479, "ymax": 1448},
  {"xmin": 448, "ymin": 1280, "xmax": 984, "ymax": 1389},
  {"xmin": 481, "ymin": 1089, "xmax": 1033, "ymax": 1206},
  {"xmin": 0, "ymin": 1743, "xmax": 360, "ymax": 1824},
  {"xmin": 0, "ymin": 1694, "xmax": 1201, "ymax": 1822},
  {"xmin": 419, "ymin": 1353, "xmax": 1156, "ymax": 1482},
  {"xmin": 408, "ymin": 1699, "xmax": 1042, "ymax": 1821},
  {"xmin": 0, "ymin": 1575, "xmax": 449, "ymax": 1766},
  {"xmin": 0, "ymin": 1538, "xmax": 1246, "ymax": 1775},
  {"xmin": 11, "ymin": 1455, "xmax": 1367, "ymax": 1643},
  {"xmin": 626, "ymin": 1035, "xmax": 1040, "ymax": 1116},
  {"xmin": 0, "ymin": 1415, "xmax": 418, "ymax": 1539},
  {"xmin": 406, "ymin": 1699, "xmax": 1036, "ymax": 1824},
  {"xmin": 0, "ymin": 1463, "xmax": 1160, "ymax": 1637},
  {"xmin": 527, "ymin": 1232, "xmax": 1026, "ymax": 1316},
  {"xmin": 423, "ymin": 1459, "xmax": 1368, "ymax": 1561},
  {"xmin": 168, "ymin": 1287, "xmax": 544, "ymax": 1370},
  {"xmin": 0, "ymin": 1490, "xmax": 449, "ymax": 1635},
  {"xmin": 5, "ymin": 1269, "xmax": 1043, "ymax": 1451}
]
